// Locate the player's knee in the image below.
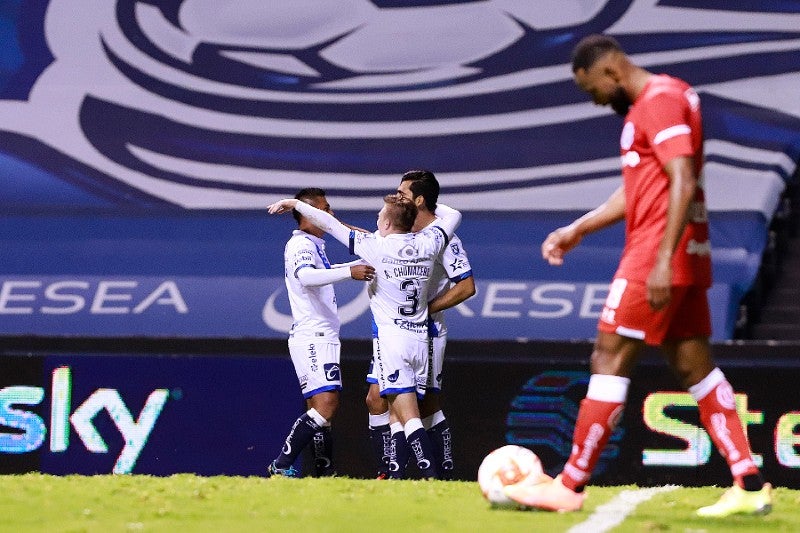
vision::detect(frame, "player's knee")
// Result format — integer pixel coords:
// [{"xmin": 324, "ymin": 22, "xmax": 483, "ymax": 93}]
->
[
  {"xmin": 310, "ymin": 392, "xmax": 339, "ymax": 419},
  {"xmin": 365, "ymin": 386, "xmax": 387, "ymax": 414}
]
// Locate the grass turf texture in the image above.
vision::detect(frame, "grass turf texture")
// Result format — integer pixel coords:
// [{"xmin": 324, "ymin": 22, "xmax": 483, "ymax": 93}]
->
[{"xmin": 0, "ymin": 475, "xmax": 796, "ymax": 532}]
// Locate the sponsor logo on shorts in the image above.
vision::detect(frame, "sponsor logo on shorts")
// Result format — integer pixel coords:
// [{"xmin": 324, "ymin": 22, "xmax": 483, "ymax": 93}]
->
[{"xmin": 324, "ymin": 363, "xmax": 340, "ymax": 381}]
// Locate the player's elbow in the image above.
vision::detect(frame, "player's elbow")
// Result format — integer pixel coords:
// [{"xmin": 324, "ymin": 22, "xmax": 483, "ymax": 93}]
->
[
  {"xmin": 464, "ymin": 284, "xmax": 476, "ymax": 300},
  {"xmin": 459, "ymin": 277, "xmax": 476, "ymax": 300}
]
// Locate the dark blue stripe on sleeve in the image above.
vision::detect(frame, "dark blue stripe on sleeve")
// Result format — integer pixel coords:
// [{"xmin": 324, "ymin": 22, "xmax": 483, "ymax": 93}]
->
[{"xmin": 449, "ymin": 270, "xmax": 473, "ymax": 283}]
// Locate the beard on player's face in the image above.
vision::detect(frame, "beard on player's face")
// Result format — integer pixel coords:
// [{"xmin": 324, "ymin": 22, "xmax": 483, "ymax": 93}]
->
[{"xmin": 609, "ymin": 85, "xmax": 631, "ymax": 117}]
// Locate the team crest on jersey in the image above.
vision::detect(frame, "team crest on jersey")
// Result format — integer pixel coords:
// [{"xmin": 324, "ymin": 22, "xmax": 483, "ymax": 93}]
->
[{"xmin": 399, "ymin": 245, "xmax": 417, "ymax": 258}]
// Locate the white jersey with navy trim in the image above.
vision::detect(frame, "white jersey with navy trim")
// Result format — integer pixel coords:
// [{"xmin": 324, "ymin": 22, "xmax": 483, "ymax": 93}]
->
[
  {"xmin": 283, "ymin": 230, "xmax": 339, "ymax": 339},
  {"xmin": 290, "ymin": 201, "xmax": 461, "ymax": 338},
  {"xmin": 427, "ymin": 231, "xmax": 473, "ymax": 338},
  {"xmin": 350, "ymin": 226, "xmax": 448, "ymax": 339}
]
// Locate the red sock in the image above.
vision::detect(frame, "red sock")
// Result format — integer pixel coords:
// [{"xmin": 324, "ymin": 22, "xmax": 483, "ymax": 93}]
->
[
  {"xmin": 695, "ymin": 379, "xmax": 759, "ymax": 487},
  {"xmin": 561, "ymin": 398, "xmax": 624, "ymax": 491}
]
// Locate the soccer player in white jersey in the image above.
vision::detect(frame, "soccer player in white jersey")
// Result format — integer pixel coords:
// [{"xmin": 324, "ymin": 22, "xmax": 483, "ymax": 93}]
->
[
  {"xmin": 365, "ymin": 170, "xmax": 475, "ymax": 480},
  {"xmin": 268, "ymin": 192, "xmax": 462, "ymax": 479},
  {"xmin": 267, "ymin": 188, "xmax": 376, "ymax": 478}
]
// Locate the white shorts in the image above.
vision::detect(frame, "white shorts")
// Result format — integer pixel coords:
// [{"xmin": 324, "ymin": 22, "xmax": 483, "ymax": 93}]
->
[
  {"xmin": 366, "ymin": 337, "xmax": 380, "ymax": 385},
  {"xmin": 288, "ymin": 338, "xmax": 342, "ymax": 399},
  {"xmin": 367, "ymin": 335, "xmax": 447, "ymax": 393},
  {"xmin": 427, "ymin": 335, "xmax": 447, "ymax": 393},
  {"xmin": 373, "ymin": 333, "xmax": 428, "ymax": 398}
]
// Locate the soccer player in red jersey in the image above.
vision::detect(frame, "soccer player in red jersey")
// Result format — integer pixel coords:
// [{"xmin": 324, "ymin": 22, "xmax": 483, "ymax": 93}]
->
[{"xmin": 505, "ymin": 34, "xmax": 772, "ymax": 518}]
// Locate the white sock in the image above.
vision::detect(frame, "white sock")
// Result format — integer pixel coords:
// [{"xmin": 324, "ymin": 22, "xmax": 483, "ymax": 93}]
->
[
  {"xmin": 369, "ymin": 410, "xmax": 390, "ymax": 428},
  {"xmin": 586, "ymin": 374, "xmax": 630, "ymax": 403},
  {"xmin": 688, "ymin": 367, "xmax": 725, "ymax": 401},
  {"xmin": 307, "ymin": 407, "xmax": 328, "ymax": 427},
  {"xmin": 422, "ymin": 410, "xmax": 446, "ymax": 430},
  {"xmin": 403, "ymin": 417, "xmax": 424, "ymax": 437}
]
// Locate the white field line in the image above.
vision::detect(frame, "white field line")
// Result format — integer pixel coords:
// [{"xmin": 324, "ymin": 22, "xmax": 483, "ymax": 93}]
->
[{"xmin": 568, "ymin": 486, "xmax": 680, "ymax": 533}]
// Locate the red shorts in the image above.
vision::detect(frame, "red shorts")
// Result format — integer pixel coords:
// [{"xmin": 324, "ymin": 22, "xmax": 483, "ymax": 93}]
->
[{"xmin": 597, "ymin": 278, "xmax": 711, "ymax": 346}]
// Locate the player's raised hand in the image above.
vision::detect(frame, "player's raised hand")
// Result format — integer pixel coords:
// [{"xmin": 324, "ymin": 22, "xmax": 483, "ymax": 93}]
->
[
  {"xmin": 268, "ymin": 199, "xmax": 298, "ymax": 214},
  {"xmin": 541, "ymin": 226, "xmax": 582, "ymax": 266}
]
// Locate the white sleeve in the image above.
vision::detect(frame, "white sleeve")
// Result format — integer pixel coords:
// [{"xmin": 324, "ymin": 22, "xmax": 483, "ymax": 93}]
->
[
  {"xmin": 433, "ymin": 203, "xmax": 462, "ymax": 239},
  {"xmin": 295, "ymin": 265, "xmax": 352, "ymax": 287},
  {"xmin": 331, "ymin": 258, "xmax": 368, "ymax": 269},
  {"xmin": 294, "ymin": 201, "xmax": 352, "ymax": 245}
]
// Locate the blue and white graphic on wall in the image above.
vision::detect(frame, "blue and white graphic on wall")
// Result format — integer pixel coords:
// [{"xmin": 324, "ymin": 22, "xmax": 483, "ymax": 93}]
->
[
  {"xmin": 0, "ymin": 0, "xmax": 798, "ymax": 211},
  {"xmin": 0, "ymin": 275, "xmax": 732, "ymax": 341}
]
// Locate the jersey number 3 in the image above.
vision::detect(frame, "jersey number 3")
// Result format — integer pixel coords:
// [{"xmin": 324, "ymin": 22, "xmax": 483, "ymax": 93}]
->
[{"xmin": 398, "ymin": 279, "xmax": 420, "ymax": 317}]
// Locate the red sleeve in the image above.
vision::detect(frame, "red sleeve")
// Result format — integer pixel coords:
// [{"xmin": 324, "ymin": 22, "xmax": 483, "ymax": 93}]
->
[{"xmin": 641, "ymin": 91, "xmax": 694, "ymax": 166}]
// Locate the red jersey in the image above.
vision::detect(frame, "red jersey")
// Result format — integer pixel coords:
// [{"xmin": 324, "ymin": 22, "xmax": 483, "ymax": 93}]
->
[{"xmin": 616, "ymin": 74, "xmax": 711, "ymax": 287}]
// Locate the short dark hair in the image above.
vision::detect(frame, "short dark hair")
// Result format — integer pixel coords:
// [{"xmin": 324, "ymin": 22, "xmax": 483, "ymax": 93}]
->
[
  {"xmin": 293, "ymin": 187, "xmax": 326, "ymax": 224},
  {"xmin": 401, "ymin": 169, "xmax": 439, "ymax": 212},
  {"xmin": 383, "ymin": 194, "xmax": 417, "ymax": 232},
  {"xmin": 571, "ymin": 34, "xmax": 623, "ymax": 73}
]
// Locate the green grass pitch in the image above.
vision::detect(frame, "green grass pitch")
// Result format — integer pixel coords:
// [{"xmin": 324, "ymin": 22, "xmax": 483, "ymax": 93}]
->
[{"xmin": 0, "ymin": 474, "xmax": 796, "ymax": 532}]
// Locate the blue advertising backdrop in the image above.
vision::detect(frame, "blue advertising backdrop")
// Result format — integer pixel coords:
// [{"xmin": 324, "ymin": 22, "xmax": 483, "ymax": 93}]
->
[
  {"xmin": 2, "ymin": 343, "xmax": 799, "ymax": 486},
  {"xmin": 0, "ymin": 352, "xmax": 302, "ymax": 475},
  {"xmin": 1, "ymin": 0, "xmax": 799, "ymax": 341}
]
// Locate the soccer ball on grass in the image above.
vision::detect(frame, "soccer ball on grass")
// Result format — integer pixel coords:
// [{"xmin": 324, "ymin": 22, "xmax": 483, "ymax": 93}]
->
[{"xmin": 477, "ymin": 445, "xmax": 546, "ymax": 508}]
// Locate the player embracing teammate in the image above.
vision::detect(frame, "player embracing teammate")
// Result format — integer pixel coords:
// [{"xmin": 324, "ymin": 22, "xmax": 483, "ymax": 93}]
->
[
  {"xmin": 365, "ymin": 171, "xmax": 475, "ymax": 480},
  {"xmin": 265, "ymin": 188, "xmax": 375, "ymax": 478},
  {"xmin": 268, "ymin": 173, "xmax": 464, "ymax": 479}
]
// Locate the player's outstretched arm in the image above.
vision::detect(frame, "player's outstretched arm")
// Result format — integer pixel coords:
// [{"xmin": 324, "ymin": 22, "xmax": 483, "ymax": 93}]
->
[
  {"xmin": 296, "ymin": 267, "xmax": 353, "ymax": 287},
  {"xmin": 330, "ymin": 259, "xmax": 376, "ymax": 281},
  {"xmin": 295, "ymin": 263, "xmax": 375, "ymax": 287},
  {"xmin": 267, "ymin": 198, "xmax": 298, "ymax": 215},
  {"xmin": 433, "ymin": 203, "xmax": 462, "ymax": 239},
  {"xmin": 268, "ymin": 198, "xmax": 351, "ymax": 245}
]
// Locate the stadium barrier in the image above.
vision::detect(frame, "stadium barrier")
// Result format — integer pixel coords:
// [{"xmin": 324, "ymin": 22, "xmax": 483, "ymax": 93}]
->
[{"xmin": 2, "ymin": 337, "xmax": 798, "ymax": 488}]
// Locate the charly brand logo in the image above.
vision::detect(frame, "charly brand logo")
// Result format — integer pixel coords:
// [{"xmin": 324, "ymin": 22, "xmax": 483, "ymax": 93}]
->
[
  {"xmin": 324, "ymin": 363, "xmax": 341, "ymax": 382},
  {"xmin": 1, "ymin": 1, "xmax": 797, "ymax": 210},
  {"xmin": 0, "ymin": 367, "xmax": 169, "ymax": 474}
]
